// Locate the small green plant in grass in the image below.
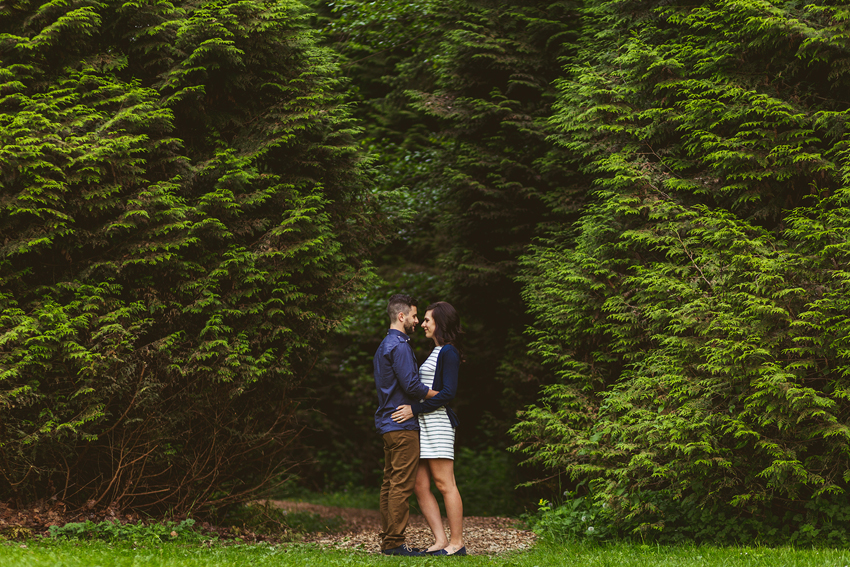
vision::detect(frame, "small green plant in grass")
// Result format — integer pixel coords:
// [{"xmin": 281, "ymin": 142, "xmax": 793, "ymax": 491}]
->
[
  {"xmin": 0, "ymin": 526, "xmax": 34, "ymax": 541},
  {"xmin": 527, "ymin": 493, "xmax": 612, "ymax": 543},
  {"xmin": 48, "ymin": 518, "xmax": 200, "ymax": 544}
]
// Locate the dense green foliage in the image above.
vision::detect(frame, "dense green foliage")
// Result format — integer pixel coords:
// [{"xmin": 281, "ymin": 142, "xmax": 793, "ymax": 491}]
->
[
  {"xmin": 0, "ymin": 0, "xmax": 374, "ymax": 513},
  {"xmin": 512, "ymin": 0, "xmax": 850, "ymax": 539},
  {"xmin": 5, "ymin": 0, "xmax": 850, "ymax": 541},
  {"xmin": 298, "ymin": 0, "xmax": 582, "ymax": 512},
  {"xmin": 400, "ymin": 0, "xmax": 584, "ymax": 431}
]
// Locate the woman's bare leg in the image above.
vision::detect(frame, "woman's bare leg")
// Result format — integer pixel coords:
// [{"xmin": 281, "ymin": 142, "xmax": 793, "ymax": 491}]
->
[
  {"xmin": 429, "ymin": 458, "xmax": 464, "ymax": 553},
  {"xmin": 413, "ymin": 459, "xmax": 448, "ymax": 551}
]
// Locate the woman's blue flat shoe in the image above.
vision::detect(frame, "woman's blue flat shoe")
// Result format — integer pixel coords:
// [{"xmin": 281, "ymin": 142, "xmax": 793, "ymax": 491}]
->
[{"xmin": 428, "ymin": 546, "xmax": 467, "ymax": 556}]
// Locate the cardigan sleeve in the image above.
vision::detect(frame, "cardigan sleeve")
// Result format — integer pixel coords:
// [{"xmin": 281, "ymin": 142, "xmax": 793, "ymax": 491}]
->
[{"xmin": 411, "ymin": 345, "xmax": 459, "ymax": 416}]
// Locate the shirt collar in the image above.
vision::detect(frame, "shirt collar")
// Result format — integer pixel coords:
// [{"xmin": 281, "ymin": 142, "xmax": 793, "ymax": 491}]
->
[{"xmin": 387, "ymin": 328, "xmax": 410, "ymax": 341}]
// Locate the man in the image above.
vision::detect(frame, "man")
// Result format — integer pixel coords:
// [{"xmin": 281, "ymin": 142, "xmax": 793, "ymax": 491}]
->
[{"xmin": 373, "ymin": 294, "xmax": 437, "ymax": 556}]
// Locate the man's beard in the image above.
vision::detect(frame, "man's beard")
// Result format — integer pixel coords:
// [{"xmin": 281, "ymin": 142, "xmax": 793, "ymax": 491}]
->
[{"xmin": 403, "ymin": 321, "xmax": 416, "ymax": 335}]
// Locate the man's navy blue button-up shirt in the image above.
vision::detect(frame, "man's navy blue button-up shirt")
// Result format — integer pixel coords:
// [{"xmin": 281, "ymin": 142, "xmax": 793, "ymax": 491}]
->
[{"xmin": 374, "ymin": 329, "xmax": 430, "ymax": 435}]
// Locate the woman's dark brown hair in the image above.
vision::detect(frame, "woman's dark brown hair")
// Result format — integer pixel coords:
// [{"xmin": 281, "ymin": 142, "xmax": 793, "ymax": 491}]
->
[{"xmin": 426, "ymin": 301, "xmax": 464, "ymax": 360}]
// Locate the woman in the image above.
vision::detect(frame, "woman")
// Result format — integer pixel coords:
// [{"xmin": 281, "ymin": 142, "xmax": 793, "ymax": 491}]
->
[{"xmin": 391, "ymin": 301, "xmax": 466, "ymax": 556}]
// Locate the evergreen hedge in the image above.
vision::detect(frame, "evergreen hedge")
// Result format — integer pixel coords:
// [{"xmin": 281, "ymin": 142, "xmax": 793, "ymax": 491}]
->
[
  {"xmin": 317, "ymin": 0, "xmax": 584, "ymax": 455},
  {"xmin": 512, "ymin": 0, "xmax": 850, "ymax": 535},
  {"xmin": 0, "ymin": 0, "xmax": 374, "ymax": 513}
]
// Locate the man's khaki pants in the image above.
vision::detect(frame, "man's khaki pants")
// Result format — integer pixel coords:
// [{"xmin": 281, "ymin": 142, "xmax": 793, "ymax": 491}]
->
[{"xmin": 379, "ymin": 430, "xmax": 420, "ymax": 550}]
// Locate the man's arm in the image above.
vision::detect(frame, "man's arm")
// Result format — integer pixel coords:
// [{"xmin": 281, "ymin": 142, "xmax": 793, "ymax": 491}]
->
[
  {"xmin": 392, "ymin": 390, "xmax": 437, "ymax": 423},
  {"xmin": 393, "ymin": 342, "xmax": 430, "ymax": 399}
]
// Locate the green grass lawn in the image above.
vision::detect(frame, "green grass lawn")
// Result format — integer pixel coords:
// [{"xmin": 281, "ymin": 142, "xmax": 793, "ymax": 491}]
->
[
  {"xmin": 3, "ymin": 540, "xmax": 850, "ymax": 567},
  {"xmin": 271, "ymin": 486, "xmax": 381, "ymax": 511}
]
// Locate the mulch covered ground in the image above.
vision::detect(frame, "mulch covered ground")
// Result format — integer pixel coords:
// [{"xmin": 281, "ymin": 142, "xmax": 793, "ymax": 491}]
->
[
  {"xmin": 0, "ymin": 499, "xmax": 536, "ymax": 555},
  {"xmin": 269, "ymin": 500, "xmax": 537, "ymax": 555}
]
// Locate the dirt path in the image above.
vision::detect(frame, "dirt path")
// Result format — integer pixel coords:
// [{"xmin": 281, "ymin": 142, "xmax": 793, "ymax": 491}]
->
[
  {"xmin": 268, "ymin": 500, "xmax": 537, "ymax": 555},
  {"xmin": 0, "ymin": 499, "xmax": 537, "ymax": 555}
]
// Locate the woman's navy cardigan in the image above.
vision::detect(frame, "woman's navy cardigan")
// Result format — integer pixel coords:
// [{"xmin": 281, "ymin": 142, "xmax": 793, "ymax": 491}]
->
[{"xmin": 411, "ymin": 344, "xmax": 460, "ymax": 428}]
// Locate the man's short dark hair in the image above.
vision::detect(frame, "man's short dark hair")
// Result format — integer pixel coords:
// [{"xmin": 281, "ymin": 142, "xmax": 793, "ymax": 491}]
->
[{"xmin": 387, "ymin": 294, "xmax": 417, "ymax": 323}]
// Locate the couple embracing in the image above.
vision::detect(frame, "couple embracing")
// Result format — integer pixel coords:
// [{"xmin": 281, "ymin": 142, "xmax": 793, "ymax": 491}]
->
[{"xmin": 373, "ymin": 294, "xmax": 467, "ymax": 557}]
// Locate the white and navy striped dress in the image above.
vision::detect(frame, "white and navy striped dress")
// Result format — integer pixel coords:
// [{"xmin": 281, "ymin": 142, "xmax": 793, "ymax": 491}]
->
[{"xmin": 417, "ymin": 346, "xmax": 456, "ymax": 460}]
